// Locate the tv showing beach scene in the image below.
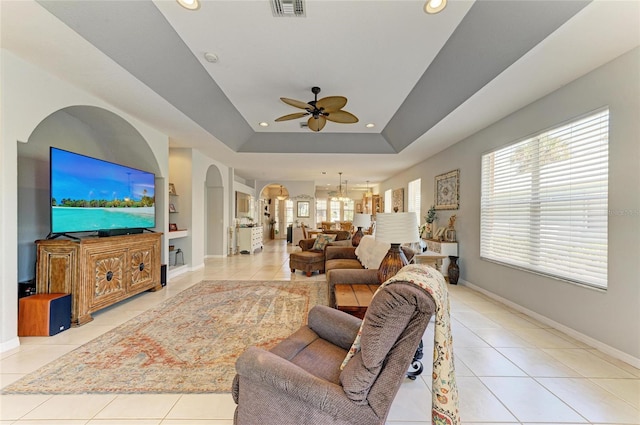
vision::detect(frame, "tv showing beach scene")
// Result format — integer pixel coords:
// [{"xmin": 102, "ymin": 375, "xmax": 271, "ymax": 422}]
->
[{"xmin": 50, "ymin": 147, "xmax": 156, "ymax": 234}]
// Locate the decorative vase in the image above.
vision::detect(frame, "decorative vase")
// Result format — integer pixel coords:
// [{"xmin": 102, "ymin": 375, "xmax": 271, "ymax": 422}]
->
[{"xmin": 447, "ymin": 255, "xmax": 460, "ymax": 285}]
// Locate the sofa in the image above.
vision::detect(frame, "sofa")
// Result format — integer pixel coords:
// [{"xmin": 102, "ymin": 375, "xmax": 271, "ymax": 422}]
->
[
  {"xmin": 289, "ymin": 230, "xmax": 352, "ymax": 277},
  {"xmin": 325, "ymin": 235, "xmax": 416, "ymax": 307}
]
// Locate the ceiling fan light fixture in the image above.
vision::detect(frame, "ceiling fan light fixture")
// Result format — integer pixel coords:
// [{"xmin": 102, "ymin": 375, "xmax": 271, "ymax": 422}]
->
[
  {"xmin": 424, "ymin": 0, "xmax": 447, "ymax": 14},
  {"xmin": 275, "ymin": 86, "xmax": 358, "ymax": 132},
  {"xmin": 177, "ymin": 0, "xmax": 200, "ymax": 11}
]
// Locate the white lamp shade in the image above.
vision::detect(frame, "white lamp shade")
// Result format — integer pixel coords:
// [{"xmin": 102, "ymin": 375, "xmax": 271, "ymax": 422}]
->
[
  {"xmin": 352, "ymin": 213, "xmax": 371, "ymax": 228},
  {"xmin": 375, "ymin": 213, "xmax": 419, "ymax": 243}
]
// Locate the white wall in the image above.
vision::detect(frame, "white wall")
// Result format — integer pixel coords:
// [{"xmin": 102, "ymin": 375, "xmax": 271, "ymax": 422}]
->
[
  {"xmin": 1, "ymin": 50, "xmax": 169, "ymax": 351},
  {"xmin": 192, "ymin": 150, "xmax": 230, "ymax": 262},
  {"xmin": 380, "ymin": 48, "xmax": 640, "ymax": 364}
]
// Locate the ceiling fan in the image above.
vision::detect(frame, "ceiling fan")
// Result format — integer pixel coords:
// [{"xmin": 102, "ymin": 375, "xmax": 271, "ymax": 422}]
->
[{"xmin": 275, "ymin": 86, "xmax": 359, "ymax": 132}]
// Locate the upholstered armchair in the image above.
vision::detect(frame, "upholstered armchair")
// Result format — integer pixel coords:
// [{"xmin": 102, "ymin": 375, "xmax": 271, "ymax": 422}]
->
[{"xmin": 232, "ymin": 280, "xmax": 436, "ymax": 425}]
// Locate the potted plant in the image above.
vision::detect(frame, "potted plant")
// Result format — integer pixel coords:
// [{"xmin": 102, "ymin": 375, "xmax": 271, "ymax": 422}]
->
[
  {"xmin": 269, "ymin": 217, "xmax": 277, "ymax": 239},
  {"xmin": 422, "ymin": 205, "xmax": 437, "ymax": 239}
]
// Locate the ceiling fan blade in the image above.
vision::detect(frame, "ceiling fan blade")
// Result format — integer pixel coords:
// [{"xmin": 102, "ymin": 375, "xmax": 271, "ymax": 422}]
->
[
  {"xmin": 275, "ymin": 112, "xmax": 309, "ymax": 122},
  {"xmin": 280, "ymin": 97, "xmax": 312, "ymax": 110},
  {"xmin": 324, "ymin": 110, "xmax": 359, "ymax": 124},
  {"xmin": 316, "ymin": 96, "xmax": 347, "ymax": 112},
  {"xmin": 308, "ymin": 116, "xmax": 327, "ymax": 132}
]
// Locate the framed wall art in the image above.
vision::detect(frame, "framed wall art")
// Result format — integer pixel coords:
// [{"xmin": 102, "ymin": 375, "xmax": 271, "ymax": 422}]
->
[
  {"xmin": 392, "ymin": 188, "xmax": 404, "ymax": 212},
  {"xmin": 434, "ymin": 169, "xmax": 459, "ymax": 210},
  {"xmin": 297, "ymin": 201, "xmax": 310, "ymax": 218}
]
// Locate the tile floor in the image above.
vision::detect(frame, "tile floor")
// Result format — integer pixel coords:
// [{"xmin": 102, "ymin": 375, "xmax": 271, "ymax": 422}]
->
[{"xmin": 1, "ymin": 239, "xmax": 639, "ymax": 424}]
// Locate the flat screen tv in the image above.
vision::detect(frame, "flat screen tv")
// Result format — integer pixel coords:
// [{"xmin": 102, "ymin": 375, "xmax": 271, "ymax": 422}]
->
[{"xmin": 49, "ymin": 147, "xmax": 156, "ymax": 236}]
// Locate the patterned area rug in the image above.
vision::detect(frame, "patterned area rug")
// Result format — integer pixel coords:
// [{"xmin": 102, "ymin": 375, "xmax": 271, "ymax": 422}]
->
[{"xmin": 3, "ymin": 280, "xmax": 327, "ymax": 394}]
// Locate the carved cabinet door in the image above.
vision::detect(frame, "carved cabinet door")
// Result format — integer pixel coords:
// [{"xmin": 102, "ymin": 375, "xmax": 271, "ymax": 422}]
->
[
  {"xmin": 86, "ymin": 249, "xmax": 127, "ymax": 312},
  {"xmin": 129, "ymin": 246, "xmax": 155, "ymax": 291}
]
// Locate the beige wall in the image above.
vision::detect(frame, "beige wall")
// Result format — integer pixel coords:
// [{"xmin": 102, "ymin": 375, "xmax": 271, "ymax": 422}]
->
[{"xmin": 380, "ymin": 48, "xmax": 640, "ymax": 363}]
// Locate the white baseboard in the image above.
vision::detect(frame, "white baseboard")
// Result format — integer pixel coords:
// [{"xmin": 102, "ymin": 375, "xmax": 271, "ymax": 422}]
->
[
  {"xmin": 0, "ymin": 337, "xmax": 20, "ymax": 354},
  {"xmin": 168, "ymin": 264, "xmax": 190, "ymax": 279},
  {"xmin": 460, "ymin": 279, "xmax": 640, "ymax": 369}
]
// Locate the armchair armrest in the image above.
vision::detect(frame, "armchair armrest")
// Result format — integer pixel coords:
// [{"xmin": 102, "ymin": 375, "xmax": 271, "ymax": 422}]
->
[
  {"xmin": 307, "ymin": 305, "xmax": 361, "ymax": 350},
  {"xmin": 299, "ymin": 238, "xmax": 317, "ymax": 251},
  {"xmin": 325, "ymin": 245, "xmax": 358, "ymax": 261}
]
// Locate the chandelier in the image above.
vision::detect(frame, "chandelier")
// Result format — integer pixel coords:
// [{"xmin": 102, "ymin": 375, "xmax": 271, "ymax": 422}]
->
[
  {"xmin": 276, "ymin": 185, "xmax": 288, "ymax": 201},
  {"xmin": 364, "ymin": 180, "xmax": 373, "ymax": 197},
  {"xmin": 331, "ymin": 172, "xmax": 351, "ymax": 202}
]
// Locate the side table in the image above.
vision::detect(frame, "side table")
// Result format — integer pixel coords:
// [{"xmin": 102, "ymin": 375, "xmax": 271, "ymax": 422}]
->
[{"xmin": 421, "ymin": 239, "xmax": 458, "ymax": 279}]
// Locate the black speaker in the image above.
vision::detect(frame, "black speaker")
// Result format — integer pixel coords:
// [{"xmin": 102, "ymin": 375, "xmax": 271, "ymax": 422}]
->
[
  {"xmin": 98, "ymin": 228, "xmax": 144, "ymax": 237},
  {"xmin": 160, "ymin": 264, "xmax": 167, "ymax": 287}
]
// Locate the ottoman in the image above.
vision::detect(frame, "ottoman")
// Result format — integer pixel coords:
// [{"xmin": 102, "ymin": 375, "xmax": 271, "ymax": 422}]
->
[{"xmin": 289, "ymin": 250, "xmax": 325, "ymax": 277}]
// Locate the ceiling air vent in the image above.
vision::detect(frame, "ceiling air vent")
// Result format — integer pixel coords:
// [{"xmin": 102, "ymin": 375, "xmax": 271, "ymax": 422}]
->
[{"xmin": 271, "ymin": 0, "xmax": 305, "ymax": 17}]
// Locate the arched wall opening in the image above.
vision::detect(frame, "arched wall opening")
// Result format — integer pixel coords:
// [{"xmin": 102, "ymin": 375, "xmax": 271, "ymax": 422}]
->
[
  {"xmin": 17, "ymin": 105, "xmax": 164, "ymax": 282},
  {"xmin": 205, "ymin": 164, "xmax": 225, "ymax": 256}
]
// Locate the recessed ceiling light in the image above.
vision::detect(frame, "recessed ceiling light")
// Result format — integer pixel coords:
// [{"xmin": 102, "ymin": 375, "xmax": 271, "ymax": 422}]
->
[
  {"xmin": 177, "ymin": 0, "xmax": 200, "ymax": 10},
  {"xmin": 259, "ymin": 122, "xmax": 269, "ymax": 127},
  {"xmin": 366, "ymin": 123, "xmax": 375, "ymax": 128},
  {"xmin": 424, "ymin": 0, "xmax": 446, "ymax": 14},
  {"xmin": 204, "ymin": 52, "xmax": 218, "ymax": 63}
]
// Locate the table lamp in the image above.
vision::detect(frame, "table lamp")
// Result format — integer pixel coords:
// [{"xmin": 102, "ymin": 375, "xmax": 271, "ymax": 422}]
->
[
  {"xmin": 375, "ymin": 212, "xmax": 420, "ymax": 283},
  {"xmin": 351, "ymin": 213, "xmax": 372, "ymax": 247}
]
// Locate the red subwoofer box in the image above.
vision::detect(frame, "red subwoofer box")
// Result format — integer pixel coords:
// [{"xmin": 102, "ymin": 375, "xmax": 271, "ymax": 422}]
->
[{"xmin": 18, "ymin": 293, "xmax": 71, "ymax": 336}]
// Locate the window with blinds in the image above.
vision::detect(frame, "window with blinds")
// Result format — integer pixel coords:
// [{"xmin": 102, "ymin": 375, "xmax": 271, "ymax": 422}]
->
[
  {"xmin": 316, "ymin": 199, "xmax": 327, "ymax": 225},
  {"xmin": 330, "ymin": 200, "xmax": 341, "ymax": 222},
  {"xmin": 408, "ymin": 178, "xmax": 421, "ymax": 223},
  {"xmin": 285, "ymin": 199, "xmax": 293, "ymax": 227},
  {"xmin": 343, "ymin": 199, "xmax": 355, "ymax": 221},
  {"xmin": 480, "ymin": 108, "xmax": 609, "ymax": 289},
  {"xmin": 384, "ymin": 189, "xmax": 392, "ymax": 213}
]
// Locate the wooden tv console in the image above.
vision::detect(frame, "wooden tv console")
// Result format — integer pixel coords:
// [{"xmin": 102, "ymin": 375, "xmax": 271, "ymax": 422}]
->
[{"xmin": 35, "ymin": 232, "xmax": 162, "ymax": 326}]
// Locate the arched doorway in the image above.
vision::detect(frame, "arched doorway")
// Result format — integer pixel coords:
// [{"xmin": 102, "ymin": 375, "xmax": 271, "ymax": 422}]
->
[
  {"xmin": 259, "ymin": 183, "xmax": 290, "ymax": 241},
  {"xmin": 205, "ymin": 165, "xmax": 225, "ymax": 256}
]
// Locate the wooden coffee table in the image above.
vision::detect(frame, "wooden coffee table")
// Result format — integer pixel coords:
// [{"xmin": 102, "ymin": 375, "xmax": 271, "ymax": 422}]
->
[{"xmin": 334, "ymin": 284, "xmax": 379, "ymax": 319}]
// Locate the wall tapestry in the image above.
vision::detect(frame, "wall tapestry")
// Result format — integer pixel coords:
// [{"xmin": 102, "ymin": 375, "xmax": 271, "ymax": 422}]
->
[{"xmin": 435, "ymin": 169, "xmax": 459, "ymax": 210}]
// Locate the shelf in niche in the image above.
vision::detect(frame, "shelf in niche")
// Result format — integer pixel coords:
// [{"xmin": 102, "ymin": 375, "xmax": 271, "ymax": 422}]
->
[{"xmin": 168, "ymin": 230, "xmax": 188, "ymax": 239}]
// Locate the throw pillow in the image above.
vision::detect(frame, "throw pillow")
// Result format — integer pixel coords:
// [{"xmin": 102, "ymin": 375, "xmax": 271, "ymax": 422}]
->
[{"xmin": 312, "ymin": 233, "xmax": 337, "ymax": 251}]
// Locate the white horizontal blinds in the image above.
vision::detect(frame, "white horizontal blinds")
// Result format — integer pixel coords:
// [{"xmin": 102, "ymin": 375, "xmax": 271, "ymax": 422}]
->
[
  {"xmin": 384, "ymin": 189, "xmax": 392, "ymax": 213},
  {"xmin": 407, "ymin": 178, "xmax": 421, "ymax": 224},
  {"xmin": 481, "ymin": 109, "xmax": 609, "ymax": 289}
]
